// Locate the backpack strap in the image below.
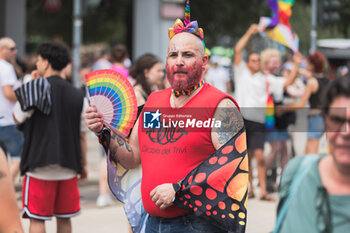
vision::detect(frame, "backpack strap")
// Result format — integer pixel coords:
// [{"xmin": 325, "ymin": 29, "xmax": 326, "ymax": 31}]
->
[{"xmin": 273, "ymin": 155, "xmax": 319, "ymax": 233}]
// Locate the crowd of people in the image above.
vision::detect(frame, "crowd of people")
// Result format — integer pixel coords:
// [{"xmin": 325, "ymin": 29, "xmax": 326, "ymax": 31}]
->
[{"xmin": 0, "ymin": 11, "xmax": 350, "ymax": 233}]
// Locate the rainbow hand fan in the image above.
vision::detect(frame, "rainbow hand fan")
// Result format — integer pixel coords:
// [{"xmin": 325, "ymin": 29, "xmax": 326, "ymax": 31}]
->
[{"xmin": 85, "ymin": 69, "xmax": 137, "ymax": 138}]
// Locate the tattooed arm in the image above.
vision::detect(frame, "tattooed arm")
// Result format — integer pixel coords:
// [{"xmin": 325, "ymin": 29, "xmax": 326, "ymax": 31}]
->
[
  {"xmin": 109, "ymin": 117, "xmax": 141, "ymax": 169},
  {"xmin": 84, "ymin": 106, "xmax": 141, "ymax": 169},
  {"xmin": 0, "ymin": 149, "xmax": 24, "ymax": 233},
  {"xmin": 211, "ymin": 98, "xmax": 245, "ymax": 150}
]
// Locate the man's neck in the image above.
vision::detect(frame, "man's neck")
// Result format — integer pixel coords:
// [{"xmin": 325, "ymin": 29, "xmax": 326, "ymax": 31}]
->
[
  {"xmin": 43, "ymin": 70, "xmax": 61, "ymax": 78},
  {"xmin": 250, "ymin": 70, "xmax": 258, "ymax": 75},
  {"xmin": 0, "ymin": 56, "xmax": 9, "ymax": 63},
  {"xmin": 249, "ymin": 68, "xmax": 259, "ymax": 75},
  {"xmin": 170, "ymin": 84, "xmax": 203, "ymax": 108}
]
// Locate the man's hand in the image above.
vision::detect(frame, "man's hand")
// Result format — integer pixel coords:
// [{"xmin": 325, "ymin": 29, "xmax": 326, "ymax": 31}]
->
[
  {"xmin": 79, "ymin": 164, "xmax": 88, "ymax": 181},
  {"xmin": 84, "ymin": 106, "xmax": 103, "ymax": 133},
  {"xmin": 31, "ymin": 70, "xmax": 40, "ymax": 79},
  {"xmin": 293, "ymin": 52, "xmax": 302, "ymax": 65},
  {"xmin": 298, "ymin": 68, "xmax": 312, "ymax": 79},
  {"xmin": 150, "ymin": 183, "xmax": 175, "ymax": 210},
  {"xmin": 275, "ymin": 105, "xmax": 284, "ymax": 117},
  {"xmin": 248, "ymin": 24, "xmax": 260, "ymax": 35}
]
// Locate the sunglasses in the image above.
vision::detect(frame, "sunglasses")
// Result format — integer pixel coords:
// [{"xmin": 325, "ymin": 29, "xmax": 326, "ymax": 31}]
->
[
  {"xmin": 326, "ymin": 114, "xmax": 350, "ymax": 132},
  {"xmin": 249, "ymin": 59, "xmax": 260, "ymax": 62}
]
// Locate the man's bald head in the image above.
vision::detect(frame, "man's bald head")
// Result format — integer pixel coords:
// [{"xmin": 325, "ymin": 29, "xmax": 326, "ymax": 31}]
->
[
  {"xmin": 0, "ymin": 37, "xmax": 15, "ymax": 48},
  {"xmin": 168, "ymin": 32, "xmax": 205, "ymax": 57},
  {"xmin": 0, "ymin": 37, "xmax": 17, "ymax": 62}
]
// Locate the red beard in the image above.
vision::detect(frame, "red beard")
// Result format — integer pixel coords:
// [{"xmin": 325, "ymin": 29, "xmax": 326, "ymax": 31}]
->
[{"xmin": 166, "ymin": 61, "xmax": 203, "ymax": 91}]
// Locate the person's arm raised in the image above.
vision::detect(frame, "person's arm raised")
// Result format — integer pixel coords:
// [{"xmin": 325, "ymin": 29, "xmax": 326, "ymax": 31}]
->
[
  {"xmin": 283, "ymin": 52, "xmax": 302, "ymax": 89},
  {"xmin": 84, "ymin": 106, "xmax": 141, "ymax": 169},
  {"xmin": 234, "ymin": 24, "xmax": 259, "ymax": 67},
  {"xmin": 211, "ymin": 98, "xmax": 245, "ymax": 150},
  {"xmin": 277, "ymin": 78, "xmax": 317, "ymax": 114}
]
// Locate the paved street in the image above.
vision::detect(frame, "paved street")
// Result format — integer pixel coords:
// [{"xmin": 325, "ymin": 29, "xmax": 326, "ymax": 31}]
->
[{"xmin": 15, "ymin": 129, "xmax": 327, "ymax": 233}]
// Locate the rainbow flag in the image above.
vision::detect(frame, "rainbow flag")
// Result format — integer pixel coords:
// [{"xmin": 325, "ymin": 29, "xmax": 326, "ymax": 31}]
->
[
  {"xmin": 259, "ymin": 0, "xmax": 299, "ymax": 52},
  {"xmin": 265, "ymin": 94, "xmax": 275, "ymax": 130}
]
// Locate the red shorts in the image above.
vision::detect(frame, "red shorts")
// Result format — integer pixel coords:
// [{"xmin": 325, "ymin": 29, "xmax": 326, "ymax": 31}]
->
[{"xmin": 22, "ymin": 175, "xmax": 81, "ymax": 220}]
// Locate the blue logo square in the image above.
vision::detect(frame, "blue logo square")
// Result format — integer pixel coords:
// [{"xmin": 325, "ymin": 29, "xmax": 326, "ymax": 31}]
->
[{"xmin": 143, "ymin": 110, "xmax": 161, "ymax": 129}]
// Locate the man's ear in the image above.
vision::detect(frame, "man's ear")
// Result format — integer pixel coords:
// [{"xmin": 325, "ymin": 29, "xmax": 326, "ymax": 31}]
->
[
  {"xmin": 202, "ymin": 55, "xmax": 208, "ymax": 67},
  {"xmin": 43, "ymin": 59, "xmax": 50, "ymax": 70},
  {"xmin": 144, "ymin": 69, "xmax": 149, "ymax": 79}
]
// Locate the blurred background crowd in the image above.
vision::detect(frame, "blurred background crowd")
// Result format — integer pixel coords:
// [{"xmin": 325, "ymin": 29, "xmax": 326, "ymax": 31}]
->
[{"xmin": 1, "ymin": 0, "xmax": 350, "ymax": 232}]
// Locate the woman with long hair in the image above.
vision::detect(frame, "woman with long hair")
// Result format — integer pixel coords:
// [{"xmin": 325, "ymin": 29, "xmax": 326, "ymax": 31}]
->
[{"xmin": 130, "ymin": 54, "xmax": 164, "ymax": 106}]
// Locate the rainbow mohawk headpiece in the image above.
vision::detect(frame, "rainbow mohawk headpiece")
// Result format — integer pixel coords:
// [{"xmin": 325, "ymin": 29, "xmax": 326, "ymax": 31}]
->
[
  {"xmin": 184, "ymin": 0, "xmax": 191, "ymax": 25},
  {"xmin": 168, "ymin": 0, "xmax": 204, "ymax": 41}
]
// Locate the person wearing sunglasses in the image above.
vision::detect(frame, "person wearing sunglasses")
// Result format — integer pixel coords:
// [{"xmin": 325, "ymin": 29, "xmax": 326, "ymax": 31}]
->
[
  {"xmin": 274, "ymin": 75, "xmax": 350, "ymax": 233},
  {"xmin": 0, "ymin": 37, "xmax": 24, "ymax": 181}
]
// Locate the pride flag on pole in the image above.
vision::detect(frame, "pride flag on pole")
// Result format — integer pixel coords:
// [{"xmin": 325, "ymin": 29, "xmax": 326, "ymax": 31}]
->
[{"xmin": 259, "ymin": 0, "xmax": 299, "ymax": 52}]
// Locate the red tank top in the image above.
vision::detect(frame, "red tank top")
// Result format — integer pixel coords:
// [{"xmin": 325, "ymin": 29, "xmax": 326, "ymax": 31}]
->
[{"xmin": 138, "ymin": 83, "xmax": 237, "ymax": 218}]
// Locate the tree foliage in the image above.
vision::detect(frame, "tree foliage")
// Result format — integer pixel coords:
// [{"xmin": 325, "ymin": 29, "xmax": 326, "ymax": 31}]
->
[
  {"xmin": 337, "ymin": 0, "xmax": 350, "ymax": 37},
  {"xmin": 26, "ymin": 0, "xmax": 73, "ymax": 48},
  {"xmin": 190, "ymin": 0, "xmax": 270, "ymax": 47},
  {"xmin": 26, "ymin": 0, "xmax": 347, "ymax": 54},
  {"xmin": 82, "ymin": 0, "xmax": 132, "ymax": 45},
  {"xmin": 26, "ymin": 0, "xmax": 131, "ymax": 49}
]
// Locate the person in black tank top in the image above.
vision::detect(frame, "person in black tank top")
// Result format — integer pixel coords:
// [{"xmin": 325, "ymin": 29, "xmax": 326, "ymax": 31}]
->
[
  {"xmin": 309, "ymin": 76, "xmax": 329, "ymax": 110},
  {"xmin": 280, "ymin": 51, "xmax": 329, "ymax": 154}
]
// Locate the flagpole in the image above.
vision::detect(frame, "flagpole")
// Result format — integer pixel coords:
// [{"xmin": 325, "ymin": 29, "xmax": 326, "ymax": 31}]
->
[
  {"xmin": 73, "ymin": 0, "xmax": 82, "ymax": 88},
  {"xmin": 310, "ymin": 0, "xmax": 317, "ymax": 53}
]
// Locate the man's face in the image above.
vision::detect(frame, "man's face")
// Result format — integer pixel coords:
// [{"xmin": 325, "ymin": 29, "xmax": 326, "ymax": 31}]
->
[
  {"xmin": 166, "ymin": 33, "xmax": 208, "ymax": 91},
  {"xmin": 247, "ymin": 53, "xmax": 260, "ymax": 74},
  {"xmin": 36, "ymin": 55, "xmax": 47, "ymax": 76},
  {"xmin": 266, "ymin": 55, "xmax": 281, "ymax": 74},
  {"xmin": 325, "ymin": 96, "xmax": 350, "ymax": 168},
  {"xmin": 1, "ymin": 39, "xmax": 17, "ymax": 62}
]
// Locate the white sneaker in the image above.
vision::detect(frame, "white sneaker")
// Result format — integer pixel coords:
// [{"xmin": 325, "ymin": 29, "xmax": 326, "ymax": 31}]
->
[{"xmin": 96, "ymin": 195, "xmax": 115, "ymax": 207}]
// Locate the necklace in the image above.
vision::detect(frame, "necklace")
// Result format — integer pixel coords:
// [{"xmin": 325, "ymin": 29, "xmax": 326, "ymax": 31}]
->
[
  {"xmin": 170, "ymin": 83, "xmax": 204, "ymax": 108},
  {"xmin": 171, "ymin": 80, "xmax": 205, "ymax": 97}
]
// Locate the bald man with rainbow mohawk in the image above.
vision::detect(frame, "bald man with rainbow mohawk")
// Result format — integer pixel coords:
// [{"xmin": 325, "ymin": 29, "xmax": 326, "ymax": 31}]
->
[{"xmin": 85, "ymin": 1, "xmax": 247, "ymax": 232}]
